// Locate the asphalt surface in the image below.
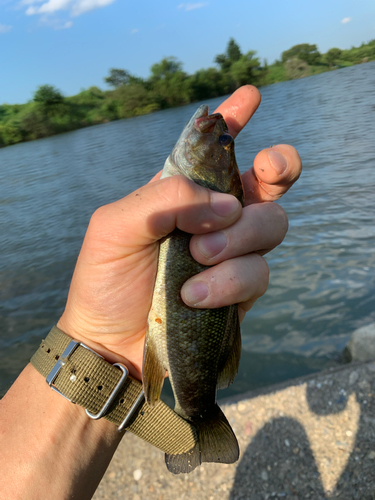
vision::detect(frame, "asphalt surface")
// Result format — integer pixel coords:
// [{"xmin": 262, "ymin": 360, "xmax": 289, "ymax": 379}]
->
[{"xmin": 93, "ymin": 360, "xmax": 375, "ymax": 500}]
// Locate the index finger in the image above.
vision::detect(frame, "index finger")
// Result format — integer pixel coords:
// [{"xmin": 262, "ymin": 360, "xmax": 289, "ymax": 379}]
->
[
  {"xmin": 214, "ymin": 85, "xmax": 261, "ymax": 138},
  {"xmin": 216, "ymin": 86, "xmax": 302, "ymax": 205}
]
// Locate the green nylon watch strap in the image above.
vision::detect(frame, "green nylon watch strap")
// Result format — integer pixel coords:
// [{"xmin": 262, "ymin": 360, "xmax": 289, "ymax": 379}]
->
[{"xmin": 31, "ymin": 326, "xmax": 197, "ymax": 455}]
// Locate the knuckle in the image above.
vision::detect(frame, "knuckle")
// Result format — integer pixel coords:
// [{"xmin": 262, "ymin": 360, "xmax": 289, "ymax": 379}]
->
[
  {"xmin": 89, "ymin": 205, "xmax": 108, "ymax": 228},
  {"xmin": 253, "ymin": 254, "xmax": 270, "ymax": 296},
  {"xmin": 86, "ymin": 204, "xmax": 113, "ymax": 241},
  {"xmin": 170, "ymin": 175, "xmax": 199, "ymax": 201},
  {"xmin": 272, "ymin": 203, "xmax": 289, "ymax": 239}
]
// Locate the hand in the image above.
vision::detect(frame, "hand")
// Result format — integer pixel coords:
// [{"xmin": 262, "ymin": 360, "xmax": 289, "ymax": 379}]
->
[{"xmin": 57, "ymin": 85, "xmax": 302, "ymax": 380}]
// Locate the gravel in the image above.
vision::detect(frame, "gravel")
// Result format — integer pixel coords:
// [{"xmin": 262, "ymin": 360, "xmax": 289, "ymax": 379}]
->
[{"xmin": 93, "ymin": 360, "xmax": 375, "ymax": 500}]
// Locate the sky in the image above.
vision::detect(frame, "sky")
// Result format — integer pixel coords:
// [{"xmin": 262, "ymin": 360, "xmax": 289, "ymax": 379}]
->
[{"xmin": 1, "ymin": 0, "xmax": 375, "ymax": 104}]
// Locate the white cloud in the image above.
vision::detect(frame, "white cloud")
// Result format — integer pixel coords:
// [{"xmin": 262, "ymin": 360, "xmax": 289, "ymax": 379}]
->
[
  {"xmin": 341, "ymin": 17, "xmax": 352, "ymax": 24},
  {"xmin": 36, "ymin": 14, "xmax": 73, "ymax": 28},
  {"xmin": 130, "ymin": 28, "xmax": 138, "ymax": 34},
  {"xmin": 0, "ymin": 23, "xmax": 12, "ymax": 33},
  {"xmin": 178, "ymin": 2, "xmax": 207, "ymax": 12},
  {"xmin": 24, "ymin": 0, "xmax": 116, "ymax": 17},
  {"xmin": 59, "ymin": 19, "xmax": 72, "ymax": 28}
]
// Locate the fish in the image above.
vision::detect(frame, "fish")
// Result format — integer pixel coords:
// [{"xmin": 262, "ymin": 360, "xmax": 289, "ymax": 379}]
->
[{"xmin": 142, "ymin": 104, "xmax": 244, "ymax": 474}]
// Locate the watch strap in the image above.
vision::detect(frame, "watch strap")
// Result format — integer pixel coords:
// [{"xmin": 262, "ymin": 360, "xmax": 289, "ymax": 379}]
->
[{"xmin": 31, "ymin": 326, "xmax": 197, "ymax": 455}]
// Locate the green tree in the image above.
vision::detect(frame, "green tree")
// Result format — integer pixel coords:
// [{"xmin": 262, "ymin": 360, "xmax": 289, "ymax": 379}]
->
[
  {"xmin": 188, "ymin": 67, "xmax": 226, "ymax": 101},
  {"xmin": 282, "ymin": 44, "xmax": 321, "ymax": 65},
  {"xmin": 113, "ymin": 82, "xmax": 158, "ymax": 118},
  {"xmin": 149, "ymin": 57, "xmax": 190, "ymax": 108},
  {"xmin": 33, "ymin": 85, "xmax": 64, "ymax": 106},
  {"xmin": 229, "ymin": 51, "xmax": 261, "ymax": 86},
  {"xmin": 32, "ymin": 84, "xmax": 65, "ymax": 126},
  {"xmin": 104, "ymin": 69, "xmax": 132, "ymax": 88},
  {"xmin": 215, "ymin": 38, "xmax": 243, "ymax": 72},
  {"xmin": 227, "ymin": 38, "xmax": 242, "ymax": 62},
  {"xmin": 325, "ymin": 48, "xmax": 342, "ymax": 67},
  {"xmin": 19, "ymin": 104, "xmax": 54, "ymax": 140},
  {"xmin": 150, "ymin": 57, "xmax": 183, "ymax": 81},
  {"xmin": 284, "ymin": 57, "xmax": 312, "ymax": 79},
  {"xmin": 0, "ymin": 121, "xmax": 23, "ymax": 146}
]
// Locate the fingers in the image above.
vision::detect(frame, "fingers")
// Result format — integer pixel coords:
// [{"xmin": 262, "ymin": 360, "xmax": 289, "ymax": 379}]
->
[
  {"xmin": 214, "ymin": 85, "xmax": 261, "ymax": 138},
  {"xmin": 181, "ymin": 199, "xmax": 287, "ymax": 319},
  {"xmin": 180, "ymin": 253, "xmax": 269, "ymax": 316},
  {"xmin": 242, "ymin": 144, "xmax": 302, "ymax": 204},
  {"xmin": 86, "ymin": 176, "xmax": 242, "ymax": 258},
  {"xmin": 151, "ymin": 87, "xmax": 301, "ymax": 207},
  {"xmin": 189, "ymin": 201, "xmax": 288, "ymax": 265}
]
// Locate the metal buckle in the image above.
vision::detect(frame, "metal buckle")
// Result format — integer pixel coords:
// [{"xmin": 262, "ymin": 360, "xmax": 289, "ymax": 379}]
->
[
  {"xmin": 45, "ymin": 339, "xmax": 144, "ymax": 431},
  {"xmin": 85, "ymin": 364, "xmax": 145, "ymax": 432},
  {"xmin": 85, "ymin": 363, "xmax": 129, "ymax": 420}
]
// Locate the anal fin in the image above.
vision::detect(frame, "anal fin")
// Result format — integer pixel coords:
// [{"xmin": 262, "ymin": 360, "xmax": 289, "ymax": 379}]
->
[
  {"xmin": 142, "ymin": 335, "xmax": 166, "ymax": 406},
  {"xmin": 217, "ymin": 309, "xmax": 241, "ymax": 390}
]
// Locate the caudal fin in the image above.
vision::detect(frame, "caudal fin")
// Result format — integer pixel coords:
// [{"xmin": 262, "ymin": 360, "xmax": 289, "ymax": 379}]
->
[{"xmin": 165, "ymin": 404, "xmax": 239, "ymax": 474}]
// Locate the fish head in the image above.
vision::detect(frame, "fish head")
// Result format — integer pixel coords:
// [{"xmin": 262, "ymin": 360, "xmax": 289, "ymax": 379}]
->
[{"xmin": 165, "ymin": 105, "xmax": 244, "ymax": 205}]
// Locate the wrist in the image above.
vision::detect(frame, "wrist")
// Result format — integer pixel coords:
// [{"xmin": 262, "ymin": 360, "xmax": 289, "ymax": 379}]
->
[
  {"xmin": 56, "ymin": 316, "xmax": 143, "ymax": 380},
  {"xmin": 0, "ymin": 364, "xmax": 122, "ymax": 500}
]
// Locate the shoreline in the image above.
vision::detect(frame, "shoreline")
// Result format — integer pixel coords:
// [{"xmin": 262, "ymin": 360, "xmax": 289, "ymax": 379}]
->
[{"xmin": 2, "ymin": 61, "xmax": 372, "ymax": 150}]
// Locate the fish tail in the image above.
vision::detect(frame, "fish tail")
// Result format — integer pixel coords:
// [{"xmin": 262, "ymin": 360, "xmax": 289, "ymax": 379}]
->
[{"xmin": 165, "ymin": 404, "xmax": 239, "ymax": 474}]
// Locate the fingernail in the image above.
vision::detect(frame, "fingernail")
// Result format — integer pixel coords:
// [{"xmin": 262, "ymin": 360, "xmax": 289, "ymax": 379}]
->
[
  {"xmin": 210, "ymin": 192, "xmax": 240, "ymax": 217},
  {"xmin": 182, "ymin": 281, "xmax": 209, "ymax": 306},
  {"xmin": 267, "ymin": 150, "xmax": 288, "ymax": 175},
  {"xmin": 196, "ymin": 231, "xmax": 227, "ymax": 258}
]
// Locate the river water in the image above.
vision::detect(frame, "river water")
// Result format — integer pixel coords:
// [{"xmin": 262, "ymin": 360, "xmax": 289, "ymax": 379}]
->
[{"xmin": 1, "ymin": 62, "xmax": 375, "ymax": 401}]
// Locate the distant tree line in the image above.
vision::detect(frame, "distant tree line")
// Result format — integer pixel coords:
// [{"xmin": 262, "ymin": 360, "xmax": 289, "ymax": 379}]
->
[{"xmin": 1, "ymin": 38, "xmax": 374, "ymax": 147}]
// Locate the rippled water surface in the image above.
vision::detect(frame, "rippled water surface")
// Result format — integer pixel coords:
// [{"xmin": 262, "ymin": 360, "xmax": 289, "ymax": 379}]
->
[{"xmin": 1, "ymin": 62, "xmax": 375, "ymax": 398}]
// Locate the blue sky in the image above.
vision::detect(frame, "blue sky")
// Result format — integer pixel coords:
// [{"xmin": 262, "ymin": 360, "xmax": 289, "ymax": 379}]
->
[{"xmin": 1, "ymin": 0, "xmax": 374, "ymax": 104}]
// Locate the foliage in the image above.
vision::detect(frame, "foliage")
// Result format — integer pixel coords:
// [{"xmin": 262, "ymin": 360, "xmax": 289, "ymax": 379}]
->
[
  {"xmin": 149, "ymin": 57, "xmax": 191, "ymax": 108},
  {"xmin": 229, "ymin": 51, "xmax": 262, "ymax": 87},
  {"xmin": 33, "ymin": 85, "xmax": 64, "ymax": 106},
  {"xmin": 112, "ymin": 81, "xmax": 158, "ymax": 118},
  {"xmin": 284, "ymin": 58, "xmax": 312, "ymax": 79},
  {"xmin": 340, "ymin": 40, "xmax": 375, "ymax": 64},
  {"xmin": 188, "ymin": 68, "xmax": 226, "ymax": 101},
  {"xmin": 324, "ymin": 48, "xmax": 342, "ymax": 67},
  {"xmin": 1, "ymin": 38, "xmax": 375, "ymax": 147},
  {"xmin": 214, "ymin": 39, "xmax": 262, "ymax": 91},
  {"xmin": 104, "ymin": 69, "xmax": 132, "ymax": 88},
  {"xmin": 282, "ymin": 43, "xmax": 321, "ymax": 66},
  {"xmin": 215, "ymin": 38, "xmax": 243, "ymax": 73},
  {"xmin": 259, "ymin": 64, "xmax": 288, "ymax": 85}
]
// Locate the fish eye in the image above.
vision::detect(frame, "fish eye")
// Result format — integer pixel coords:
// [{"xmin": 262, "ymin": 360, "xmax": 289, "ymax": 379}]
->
[{"xmin": 219, "ymin": 133, "xmax": 233, "ymax": 148}]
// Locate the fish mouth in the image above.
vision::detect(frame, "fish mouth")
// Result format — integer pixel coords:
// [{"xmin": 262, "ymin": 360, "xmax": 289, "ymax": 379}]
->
[
  {"xmin": 194, "ymin": 113, "xmax": 223, "ymax": 133},
  {"xmin": 189, "ymin": 105, "xmax": 226, "ymax": 134}
]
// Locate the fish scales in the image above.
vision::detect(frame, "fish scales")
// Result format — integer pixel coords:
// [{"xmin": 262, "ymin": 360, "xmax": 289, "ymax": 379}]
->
[{"xmin": 142, "ymin": 104, "xmax": 244, "ymax": 474}]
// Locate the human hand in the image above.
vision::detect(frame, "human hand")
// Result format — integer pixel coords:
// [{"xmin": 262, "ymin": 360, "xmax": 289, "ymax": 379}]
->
[{"xmin": 57, "ymin": 85, "xmax": 302, "ymax": 380}]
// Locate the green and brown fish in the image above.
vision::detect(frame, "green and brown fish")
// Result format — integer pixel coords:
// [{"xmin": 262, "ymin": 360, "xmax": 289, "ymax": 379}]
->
[{"xmin": 142, "ymin": 104, "xmax": 244, "ymax": 474}]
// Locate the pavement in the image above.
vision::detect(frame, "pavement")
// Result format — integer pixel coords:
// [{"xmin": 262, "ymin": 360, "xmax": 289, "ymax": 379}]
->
[{"xmin": 93, "ymin": 360, "xmax": 375, "ymax": 500}]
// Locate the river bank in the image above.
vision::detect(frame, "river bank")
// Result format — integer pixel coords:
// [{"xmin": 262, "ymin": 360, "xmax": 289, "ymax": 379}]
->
[
  {"xmin": 93, "ymin": 359, "xmax": 375, "ymax": 499},
  {"xmin": 1, "ymin": 50, "xmax": 373, "ymax": 149}
]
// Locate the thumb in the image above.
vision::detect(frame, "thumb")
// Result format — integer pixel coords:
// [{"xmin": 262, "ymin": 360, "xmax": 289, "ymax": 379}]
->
[{"xmin": 84, "ymin": 175, "xmax": 242, "ymax": 256}]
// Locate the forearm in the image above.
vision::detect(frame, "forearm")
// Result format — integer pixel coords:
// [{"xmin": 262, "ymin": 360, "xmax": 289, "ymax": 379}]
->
[{"xmin": 0, "ymin": 363, "xmax": 123, "ymax": 500}]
